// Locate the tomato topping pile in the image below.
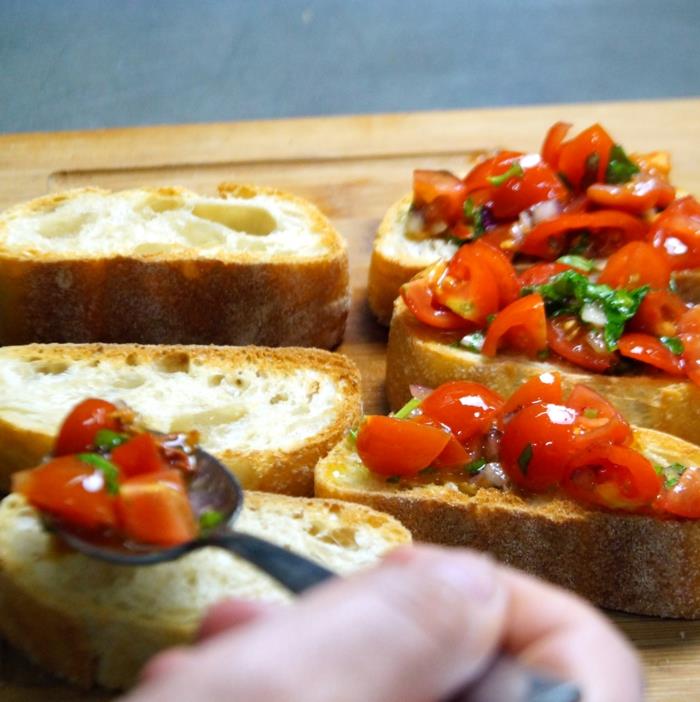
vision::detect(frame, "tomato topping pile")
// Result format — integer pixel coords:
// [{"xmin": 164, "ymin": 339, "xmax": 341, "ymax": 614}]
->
[
  {"xmin": 355, "ymin": 376, "xmax": 698, "ymax": 516},
  {"xmin": 12, "ymin": 398, "xmax": 206, "ymax": 547}
]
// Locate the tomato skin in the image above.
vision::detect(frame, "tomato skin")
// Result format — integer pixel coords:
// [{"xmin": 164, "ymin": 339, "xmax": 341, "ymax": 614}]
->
[
  {"xmin": 470, "ymin": 240, "xmax": 521, "ymax": 307},
  {"xmin": 628, "ymin": 290, "xmax": 687, "ymax": 337},
  {"xmin": 566, "ymin": 384, "xmax": 632, "ymax": 449},
  {"xmin": 518, "ymin": 263, "xmax": 573, "ymax": 288},
  {"xmin": 54, "ymin": 399, "xmax": 120, "ymax": 456},
  {"xmin": 356, "ymin": 416, "xmax": 450, "ymax": 477},
  {"xmin": 412, "ymin": 170, "xmax": 468, "ymax": 229},
  {"xmin": 400, "ymin": 272, "xmax": 470, "ymax": 331},
  {"xmin": 618, "ymin": 333, "xmax": 686, "ymax": 376},
  {"xmin": 556, "ymin": 123, "xmax": 615, "ymax": 189},
  {"xmin": 541, "ymin": 121, "xmax": 572, "ymax": 170},
  {"xmin": 111, "ymin": 432, "xmax": 168, "ymax": 478},
  {"xmin": 563, "ymin": 444, "xmax": 661, "ymax": 510},
  {"xmin": 482, "ymin": 294, "xmax": 547, "ymax": 358},
  {"xmin": 587, "ymin": 177, "xmax": 675, "ymax": 213},
  {"xmin": 547, "ymin": 316, "xmax": 616, "ymax": 372},
  {"xmin": 597, "ymin": 241, "xmax": 671, "ymax": 291},
  {"xmin": 648, "ymin": 196, "xmax": 700, "ymax": 271},
  {"xmin": 115, "ymin": 470, "xmax": 196, "ymax": 546},
  {"xmin": 500, "ymin": 372, "xmax": 563, "ymax": 417},
  {"xmin": 463, "ymin": 151, "xmax": 524, "ymax": 194},
  {"xmin": 12, "ymin": 455, "xmax": 117, "ymax": 530},
  {"xmin": 680, "ymin": 331, "xmax": 700, "ymax": 386},
  {"xmin": 656, "ymin": 466, "xmax": 700, "ymax": 518},
  {"xmin": 501, "ymin": 403, "xmax": 577, "ymax": 492},
  {"xmin": 421, "ymin": 381, "xmax": 504, "ymax": 443}
]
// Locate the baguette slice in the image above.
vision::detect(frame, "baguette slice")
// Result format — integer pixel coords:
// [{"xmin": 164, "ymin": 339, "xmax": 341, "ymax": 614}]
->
[
  {"xmin": 0, "ymin": 491, "xmax": 411, "ymax": 689},
  {"xmin": 0, "ymin": 343, "xmax": 361, "ymax": 496},
  {"xmin": 0, "ymin": 184, "xmax": 349, "ymax": 348},
  {"xmin": 386, "ymin": 298, "xmax": 700, "ymax": 446},
  {"xmin": 316, "ymin": 429, "xmax": 700, "ymax": 618},
  {"xmin": 368, "ymin": 193, "xmax": 700, "ymax": 325}
]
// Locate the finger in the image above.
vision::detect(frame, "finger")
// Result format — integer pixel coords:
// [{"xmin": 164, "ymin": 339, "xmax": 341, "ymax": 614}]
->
[
  {"xmin": 197, "ymin": 599, "xmax": 277, "ymax": 641},
  {"xmin": 139, "ymin": 647, "xmax": 190, "ymax": 683}
]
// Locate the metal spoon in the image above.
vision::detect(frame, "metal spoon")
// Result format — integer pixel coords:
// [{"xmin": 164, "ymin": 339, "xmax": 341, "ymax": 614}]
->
[{"xmin": 52, "ymin": 447, "xmax": 334, "ymax": 594}]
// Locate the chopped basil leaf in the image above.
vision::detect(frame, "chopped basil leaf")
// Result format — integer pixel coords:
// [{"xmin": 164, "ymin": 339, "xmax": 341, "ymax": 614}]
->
[
  {"xmin": 386, "ymin": 475, "xmax": 401, "ymax": 484},
  {"xmin": 583, "ymin": 407, "xmax": 599, "ymax": 419},
  {"xmin": 605, "ymin": 144, "xmax": 640, "ymax": 185},
  {"xmin": 567, "ymin": 231, "xmax": 591, "ymax": 256},
  {"xmin": 467, "ymin": 457, "xmax": 487, "ymax": 475},
  {"xmin": 518, "ymin": 443, "xmax": 533, "ymax": 476},
  {"xmin": 655, "ymin": 462, "xmax": 687, "ymax": 490},
  {"xmin": 669, "ymin": 277, "xmax": 679, "ymax": 294},
  {"xmin": 348, "ymin": 427, "xmax": 359, "ymax": 446},
  {"xmin": 199, "ymin": 508, "xmax": 225, "ymax": 532},
  {"xmin": 486, "ymin": 313, "xmax": 497, "ymax": 327},
  {"xmin": 463, "ymin": 197, "xmax": 485, "ymax": 237},
  {"xmin": 536, "ymin": 348, "xmax": 550, "ymax": 361},
  {"xmin": 556, "ymin": 254, "xmax": 597, "ymax": 272},
  {"xmin": 93, "ymin": 429, "xmax": 128, "ymax": 451},
  {"xmin": 393, "ymin": 396, "xmax": 422, "ymax": 420},
  {"xmin": 660, "ymin": 336, "xmax": 685, "ymax": 356},
  {"xmin": 582, "ymin": 152, "xmax": 600, "ymax": 189},
  {"xmin": 459, "ymin": 331, "xmax": 486, "ymax": 353},
  {"xmin": 77, "ymin": 452, "xmax": 120, "ymax": 495},
  {"xmin": 487, "ymin": 162, "xmax": 524, "ymax": 186}
]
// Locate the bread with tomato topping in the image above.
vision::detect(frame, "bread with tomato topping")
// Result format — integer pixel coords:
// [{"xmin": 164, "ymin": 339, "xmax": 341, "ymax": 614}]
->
[
  {"xmin": 0, "ymin": 343, "xmax": 361, "ymax": 495},
  {"xmin": 385, "ymin": 297, "xmax": 700, "ymax": 446},
  {"xmin": 315, "ymin": 426, "xmax": 700, "ymax": 618},
  {"xmin": 0, "ymin": 184, "xmax": 349, "ymax": 347},
  {"xmin": 0, "ymin": 490, "xmax": 410, "ymax": 689}
]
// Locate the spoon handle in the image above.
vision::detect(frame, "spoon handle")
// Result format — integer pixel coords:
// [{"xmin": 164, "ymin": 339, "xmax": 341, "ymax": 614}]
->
[{"xmin": 208, "ymin": 530, "xmax": 334, "ymax": 593}]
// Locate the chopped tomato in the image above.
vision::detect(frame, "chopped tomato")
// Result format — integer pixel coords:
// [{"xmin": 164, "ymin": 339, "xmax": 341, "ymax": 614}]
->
[
  {"xmin": 435, "ymin": 246, "xmax": 500, "ymax": 325},
  {"xmin": 470, "ymin": 240, "xmax": 521, "ymax": 307},
  {"xmin": 421, "ymin": 381, "xmax": 503, "ymax": 443},
  {"xmin": 541, "ymin": 121, "xmax": 572, "ymax": 170},
  {"xmin": 433, "ymin": 434, "xmax": 472, "ymax": 469},
  {"xmin": 356, "ymin": 415, "xmax": 450, "ymax": 477},
  {"xmin": 679, "ymin": 306, "xmax": 700, "ymax": 335},
  {"xmin": 500, "ymin": 402, "xmax": 577, "ymax": 491},
  {"xmin": 54, "ymin": 398, "xmax": 120, "ymax": 456},
  {"xmin": 563, "ymin": 444, "xmax": 661, "ymax": 510},
  {"xmin": 597, "ymin": 241, "xmax": 671, "ymax": 290},
  {"xmin": 656, "ymin": 466, "xmax": 700, "ymax": 518},
  {"xmin": 400, "ymin": 272, "xmax": 470, "ymax": 331},
  {"xmin": 520, "ymin": 210, "xmax": 648, "ymax": 260},
  {"xmin": 463, "ymin": 151, "xmax": 524, "ymax": 194},
  {"xmin": 412, "ymin": 170, "xmax": 468, "ymax": 228},
  {"xmin": 115, "ymin": 470, "xmax": 196, "ymax": 546},
  {"xmin": 111, "ymin": 432, "xmax": 168, "ymax": 478},
  {"xmin": 482, "ymin": 294, "xmax": 547, "ymax": 358},
  {"xmin": 629, "ymin": 290, "xmax": 687, "ymax": 337},
  {"xmin": 518, "ymin": 262, "xmax": 573, "ymax": 288},
  {"xmin": 679, "ymin": 330, "xmax": 700, "ymax": 386},
  {"xmin": 618, "ymin": 333, "xmax": 686, "ymax": 376},
  {"xmin": 500, "ymin": 372, "xmax": 563, "ymax": 416},
  {"xmin": 632, "ymin": 151, "xmax": 671, "ymax": 178},
  {"xmin": 648, "ymin": 196, "xmax": 700, "ymax": 271},
  {"xmin": 587, "ymin": 176, "xmax": 675, "ymax": 213},
  {"xmin": 12, "ymin": 455, "xmax": 117, "ymax": 530},
  {"xmin": 567, "ymin": 384, "xmax": 632, "ymax": 449},
  {"xmin": 556, "ymin": 124, "xmax": 615, "ymax": 189},
  {"xmin": 547, "ymin": 316, "xmax": 616, "ymax": 372}
]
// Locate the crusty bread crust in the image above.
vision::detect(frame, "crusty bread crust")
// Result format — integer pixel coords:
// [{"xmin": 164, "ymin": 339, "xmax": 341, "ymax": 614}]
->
[
  {"xmin": 0, "ymin": 492, "xmax": 411, "ymax": 689},
  {"xmin": 0, "ymin": 184, "xmax": 349, "ymax": 348},
  {"xmin": 0, "ymin": 343, "xmax": 362, "ymax": 496},
  {"xmin": 386, "ymin": 298, "xmax": 700, "ymax": 446},
  {"xmin": 315, "ymin": 429, "xmax": 700, "ymax": 618}
]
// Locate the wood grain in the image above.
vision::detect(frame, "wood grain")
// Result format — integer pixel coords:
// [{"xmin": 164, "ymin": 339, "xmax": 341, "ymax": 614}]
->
[{"xmin": 0, "ymin": 99, "xmax": 699, "ymax": 701}]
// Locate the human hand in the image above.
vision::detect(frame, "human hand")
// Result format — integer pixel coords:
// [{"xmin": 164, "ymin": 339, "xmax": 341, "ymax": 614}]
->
[{"xmin": 121, "ymin": 545, "xmax": 642, "ymax": 702}]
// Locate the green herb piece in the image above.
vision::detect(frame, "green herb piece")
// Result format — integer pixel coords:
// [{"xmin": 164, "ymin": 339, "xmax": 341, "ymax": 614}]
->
[
  {"xmin": 583, "ymin": 408, "xmax": 599, "ymax": 419},
  {"xmin": 557, "ymin": 171, "xmax": 574, "ymax": 190},
  {"xmin": 655, "ymin": 462, "xmax": 687, "ymax": 489},
  {"xmin": 605, "ymin": 144, "xmax": 640, "ymax": 184},
  {"xmin": 487, "ymin": 162, "xmax": 524, "ymax": 186},
  {"xmin": 536, "ymin": 348, "xmax": 550, "ymax": 361},
  {"xmin": 467, "ymin": 457, "xmax": 487, "ymax": 475},
  {"xmin": 459, "ymin": 331, "xmax": 486, "ymax": 353},
  {"xmin": 386, "ymin": 475, "xmax": 401, "ymax": 484},
  {"xmin": 486, "ymin": 313, "xmax": 497, "ymax": 326},
  {"xmin": 199, "ymin": 508, "xmax": 225, "ymax": 532},
  {"xmin": 582, "ymin": 152, "xmax": 600, "ymax": 189},
  {"xmin": 556, "ymin": 254, "xmax": 597, "ymax": 272},
  {"xmin": 463, "ymin": 197, "xmax": 485, "ymax": 237},
  {"xmin": 418, "ymin": 466, "xmax": 438, "ymax": 477},
  {"xmin": 393, "ymin": 396, "xmax": 422, "ymax": 420},
  {"xmin": 518, "ymin": 443, "xmax": 533, "ymax": 476},
  {"xmin": 348, "ymin": 427, "xmax": 359, "ymax": 446},
  {"xmin": 523, "ymin": 269, "xmax": 649, "ymax": 350},
  {"xmin": 660, "ymin": 336, "xmax": 685, "ymax": 356},
  {"xmin": 567, "ymin": 231, "xmax": 591, "ymax": 256},
  {"xmin": 77, "ymin": 453, "xmax": 120, "ymax": 495},
  {"xmin": 93, "ymin": 429, "xmax": 128, "ymax": 451}
]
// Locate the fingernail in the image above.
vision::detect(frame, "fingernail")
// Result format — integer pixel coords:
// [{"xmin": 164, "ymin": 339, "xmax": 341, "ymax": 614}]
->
[
  {"xmin": 528, "ymin": 676, "xmax": 581, "ymax": 702},
  {"xmin": 430, "ymin": 554, "xmax": 498, "ymax": 602}
]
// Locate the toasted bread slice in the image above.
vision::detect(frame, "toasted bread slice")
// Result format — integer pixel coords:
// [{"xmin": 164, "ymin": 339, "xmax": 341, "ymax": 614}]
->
[
  {"xmin": 386, "ymin": 298, "xmax": 700, "ymax": 446},
  {"xmin": 0, "ymin": 491, "xmax": 410, "ymax": 689},
  {"xmin": 316, "ymin": 428, "xmax": 700, "ymax": 618},
  {"xmin": 368, "ymin": 193, "xmax": 700, "ymax": 325},
  {"xmin": 0, "ymin": 343, "xmax": 361, "ymax": 495},
  {"xmin": 0, "ymin": 184, "xmax": 349, "ymax": 348}
]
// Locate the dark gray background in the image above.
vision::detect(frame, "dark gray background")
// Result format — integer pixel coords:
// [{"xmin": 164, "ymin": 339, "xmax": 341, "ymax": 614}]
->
[{"xmin": 1, "ymin": 0, "xmax": 698, "ymax": 134}]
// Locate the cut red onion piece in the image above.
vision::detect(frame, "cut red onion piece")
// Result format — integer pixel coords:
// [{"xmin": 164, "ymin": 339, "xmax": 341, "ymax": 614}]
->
[
  {"xmin": 472, "ymin": 461, "xmax": 509, "ymax": 489},
  {"xmin": 409, "ymin": 384, "xmax": 434, "ymax": 400},
  {"xmin": 530, "ymin": 198, "xmax": 562, "ymax": 225},
  {"xmin": 483, "ymin": 427, "xmax": 502, "ymax": 462}
]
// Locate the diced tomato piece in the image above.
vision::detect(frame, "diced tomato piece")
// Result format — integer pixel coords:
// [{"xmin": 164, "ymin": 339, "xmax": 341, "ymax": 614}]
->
[
  {"xmin": 479, "ymin": 223, "xmax": 519, "ymax": 256},
  {"xmin": 587, "ymin": 177, "xmax": 675, "ymax": 213},
  {"xmin": 518, "ymin": 262, "xmax": 573, "ymax": 288},
  {"xmin": 54, "ymin": 398, "xmax": 120, "ymax": 456},
  {"xmin": 618, "ymin": 333, "xmax": 686, "ymax": 376},
  {"xmin": 463, "ymin": 151, "xmax": 524, "ymax": 194},
  {"xmin": 470, "ymin": 240, "xmax": 521, "ymax": 307},
  {"xmin": 563, "ymin": 444, "xmax": 661, "ymax": 510},
  {"xmin": 501, "ymin": 403, "xmax": 577, "ymax": 492},
  {"xmin": 500, "ymin": 372, "xmax": 563, "ymax": 417},
  {"xmin": 412, "ymin": 170, "xmax": 468, "ymax": 228},
  {"xmin": 679, "ymin": 306, "xmax": 700, "ymax": 335},
  {"xmin": 629, "ymin": 290, "xmax": 687, "ymax": 337},
  {"xmin": 597, "ymin": 241, "xmax": 671, "ymax": 290},
  {"xmin": 520, "ymin": 211, "xmax": 648, "ymax": 260},
  {"xmin": 356, "ymin": 415, "xmax": 450, "ymax": 477},
  {"xmin": 482, "ymin": 294, "xmax": 547, "ymax": 358},
  {"xmin": 111, "ymin": 432, "xmax": 168, "ymax": 478},
  {"xmin": 115, "ymin": 470, "xmax": 196, "ymax": 546},
  {"xmin": 541, "ymin": 121, "xmax": 572, "ymax": 170},
  {"xmin": 400, "ymin": 270, "xmax": 471, "ymax": 331},
  {"xmin": 678, "ymin": 310, "xmax": 700, "ymax": 385},
  {"xmin": 557, "ymin": 124, "xmax": 615, "ymax": 189},
  {"xmin": 13, "ymin": 455, "xmax": 117, "ymax": 530},
  {"xmin": 547, "ymin": 316, "xmax": 616, "ymax": 372},
  {"xmin": 411, "ymin": 414, "xmax": 472, "ymax": 469},
  {"xmin": 421, "ymin": 381, "xmax": 503, "ymax": 443},
  {"xmin": 648, "ymin": 196, "xmax": 700, "ymax": 271},
  {"xmin": 656, "ymin": 466, "xmax": 700, "ymax": 518},
  {"xmin": 566, "ymin": 384, "xmax": 632, "ymax": 449}
]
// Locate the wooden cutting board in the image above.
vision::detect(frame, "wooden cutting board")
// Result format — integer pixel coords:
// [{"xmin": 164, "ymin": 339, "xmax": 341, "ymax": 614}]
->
[{"xmin": 1, "ymin": 99, "xmax": 699, "ymax": 701}]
